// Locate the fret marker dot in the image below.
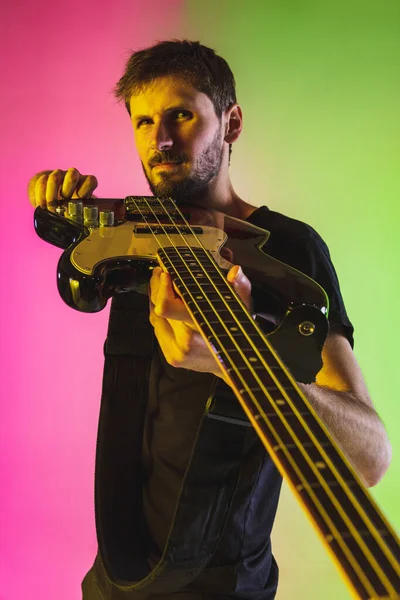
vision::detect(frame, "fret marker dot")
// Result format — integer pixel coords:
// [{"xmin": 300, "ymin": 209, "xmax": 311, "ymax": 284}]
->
[
  {"xmin": 224, "ymin": 295, "xmax": 232, "ymax": 300},
  {"xmin": 326, "ymin": 535, "xmax": 334, "ymax": 543},
  {"xmin": 196, "ymin": 295, "xmax": 203, "ymax": 300},
  {"xmin": 249, "ymin": 357, "xmax": 258, "ymax": 363},
  {"xmin": 315, "ymin": 461, "xmax": 326, "ymax": 470},
  {"xmin": 230, "ymin": 327, "xmax": 238, "ymax": 331},
  {"xmin": 276, "ymin": 399, "xmax": 286, "ymax": 406}
]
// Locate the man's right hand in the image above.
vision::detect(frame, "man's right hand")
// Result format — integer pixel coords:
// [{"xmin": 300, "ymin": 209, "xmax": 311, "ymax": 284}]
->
[{"xmin": 28, "ymin": 168, "xmax": 98, "ymax": 208}]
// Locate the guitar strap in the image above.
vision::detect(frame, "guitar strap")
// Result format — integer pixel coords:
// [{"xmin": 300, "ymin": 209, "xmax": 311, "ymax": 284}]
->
[{"xmin": 82, "ymin": 291, "xmax": 252, "ymax": 599}]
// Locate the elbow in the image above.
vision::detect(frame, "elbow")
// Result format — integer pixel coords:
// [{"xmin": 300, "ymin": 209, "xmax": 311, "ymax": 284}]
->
[{"xmin": 363, "ymin": 439, "xmax": 392, "ymax": 488}]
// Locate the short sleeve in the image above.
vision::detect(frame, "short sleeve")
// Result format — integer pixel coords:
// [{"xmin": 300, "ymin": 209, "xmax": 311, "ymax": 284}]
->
[
  {"xmin": 246, "ymin": 207, "xmax": 354, "ymax": 349},
  {"xmin": 298, "ymin": 231, "xmax": 354, "ymax": 349}
]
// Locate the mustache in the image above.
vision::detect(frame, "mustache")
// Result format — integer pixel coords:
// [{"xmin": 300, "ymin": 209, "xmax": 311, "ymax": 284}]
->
[{"xmin": 149, "ymin": 152, "xmax": 187, "ymax": 168}]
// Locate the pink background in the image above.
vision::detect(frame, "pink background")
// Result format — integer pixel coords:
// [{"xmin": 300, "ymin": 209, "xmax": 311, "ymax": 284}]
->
[
  {"xmin": 1, "ymin": 2, "xmax": 398, "ymax": 600},
  {"xmin": 0, "ymin": 2, "xmax": 184, "ymax": 598}
]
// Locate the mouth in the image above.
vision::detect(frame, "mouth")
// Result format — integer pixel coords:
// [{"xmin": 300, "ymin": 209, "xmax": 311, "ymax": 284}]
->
[{"xmin": 153, "ymin": 161, "xmax": 184, "ymax": 169}]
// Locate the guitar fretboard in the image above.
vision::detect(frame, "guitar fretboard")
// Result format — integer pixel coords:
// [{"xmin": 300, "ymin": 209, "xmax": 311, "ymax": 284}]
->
[{"xmin": 157, "ymin": 244, "xmax": 400, "ymax": 600}]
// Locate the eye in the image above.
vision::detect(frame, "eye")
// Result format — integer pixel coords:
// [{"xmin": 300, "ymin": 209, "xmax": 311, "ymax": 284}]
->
[
  {"xmin": 137, "ymin": 118, "xmax": 152, "ymax": 128},
  {"xmin": 173, "ymin": 110, "xmax": 192, "ymax": 120}
]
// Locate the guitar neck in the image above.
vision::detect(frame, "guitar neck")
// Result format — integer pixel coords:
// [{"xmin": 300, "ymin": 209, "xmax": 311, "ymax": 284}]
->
[{"xmin": 157, "ymin": 244, "xmax": 400, "ymax": 600}]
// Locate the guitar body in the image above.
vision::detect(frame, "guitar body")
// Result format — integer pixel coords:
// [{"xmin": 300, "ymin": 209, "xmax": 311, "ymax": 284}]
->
[{"xmin": 34, "ymin": 196, "xmax": 329, "ymax": 383}]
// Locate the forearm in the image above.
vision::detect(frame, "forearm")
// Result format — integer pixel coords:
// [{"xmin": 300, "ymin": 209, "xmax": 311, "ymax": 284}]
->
[{"xmin": 298, "ymin": 382, "xmax": 392, "ymax": 487}]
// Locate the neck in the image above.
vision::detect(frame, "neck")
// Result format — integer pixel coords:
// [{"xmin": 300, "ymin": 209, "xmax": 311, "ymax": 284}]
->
[{"xmin": 189, "ymin": 176, "xmax": 258, "ymax": 221}]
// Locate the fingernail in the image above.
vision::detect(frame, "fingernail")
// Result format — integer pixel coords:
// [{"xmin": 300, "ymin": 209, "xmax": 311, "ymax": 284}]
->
[{"xmin": 234, "ymin": 266, "xmax": 243, "ymax": 281}]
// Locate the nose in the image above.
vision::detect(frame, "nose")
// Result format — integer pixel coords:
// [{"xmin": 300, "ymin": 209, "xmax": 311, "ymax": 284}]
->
[{"xmin": 151, "ymin": 120, "xmax": 174, "ymax": 151}]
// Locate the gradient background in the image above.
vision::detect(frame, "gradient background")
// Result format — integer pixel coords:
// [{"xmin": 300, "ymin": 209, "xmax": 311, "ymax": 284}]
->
[{"xmin": 0, "ymin": 1, "xmax": 399, "ymax": 599}]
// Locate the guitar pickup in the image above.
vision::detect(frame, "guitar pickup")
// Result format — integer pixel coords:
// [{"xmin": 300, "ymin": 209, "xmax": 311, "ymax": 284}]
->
[{"xmin": 133, "ymin": 224, "xmax": 203, "ymax": 234}]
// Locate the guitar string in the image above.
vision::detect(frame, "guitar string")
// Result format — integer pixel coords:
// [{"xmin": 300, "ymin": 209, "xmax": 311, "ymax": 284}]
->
[
  {"xmin": 138, "ymin": 196, "xmax": 396, "ymax": 595},
  {"xmin": 133, "ymin": 198, "xmax": 389, "ymax": 596},
  {"xmin": 144, "ymin": 197, "xmax": 398, "ymax": 589},
  {"xmin": 155, "ymin": 198, "xmax": 400, "ymax": 575}
]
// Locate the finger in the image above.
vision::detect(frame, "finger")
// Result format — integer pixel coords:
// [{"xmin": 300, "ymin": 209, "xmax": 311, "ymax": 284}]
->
[
  {"xmin": 28, "ymin": 170, "xmax": 52, "ymax": 207},
  {"xmin": 149, "ymin": 267, "xmax": 162, "ymax": 306},
  {"xmin": 154, "ymin": 271, "xmax": 183, "ymax": 315},
  {"xmin": 72, "ymin": 174, "xmax": 98, "ymax": 199},
  {"xmin": 155, "ymin": 272, "xmax": 196, "ymax": 327},
  {"xmin": 150, "ymin": 296, "xmax": 226, "ymax": 374},
  {"xmin": 227, "ymin": 265, "xmax": 252, "ymax": 311},
  {"xmin": 35, "ymin": 174, "xmax": 50, "ymax": 208},
  {"xmin": 149, "ymin": 303, "xmax": 180, "ymax": 362},
  {"xmin": 46, "ymin": 169, "xmax": 65, "ymax": 205},
  {"xmin": 150, "ymin": 303, "xmax": 199, "ymax": 367},
  {"xmin": 60, "ymin": 168, "xmax": 81, "ymax": 200}
]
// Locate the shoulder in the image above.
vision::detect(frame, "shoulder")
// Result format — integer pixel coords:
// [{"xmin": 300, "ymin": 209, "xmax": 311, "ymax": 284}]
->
[
  {"xmin": 248, "ymin": 206, "xmax": 354, "ymax": 347},
  {"xmin": 247, "ymin": 205, "xmax": 333, "ymax": 272},
  {"xmin": 248, "ymin": 205, "xmax": 326, "ymax": 246}
]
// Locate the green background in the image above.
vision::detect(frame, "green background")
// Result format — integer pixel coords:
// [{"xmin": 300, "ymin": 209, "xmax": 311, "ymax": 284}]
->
[{"xmin": 183, "ymin": 2, "xmax": 399, "ymax": 598}]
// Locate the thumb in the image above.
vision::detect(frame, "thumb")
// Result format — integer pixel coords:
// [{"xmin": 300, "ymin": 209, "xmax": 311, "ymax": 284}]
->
[{"xmin": 227, "ymin": 266, "xmax": 252, "ymax": 312}]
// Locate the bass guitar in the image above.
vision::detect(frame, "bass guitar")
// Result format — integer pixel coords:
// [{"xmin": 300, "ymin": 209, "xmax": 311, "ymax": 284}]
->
[{"xmin": 34, "ymin": 196, "xmax": 400, "ymax": 600}]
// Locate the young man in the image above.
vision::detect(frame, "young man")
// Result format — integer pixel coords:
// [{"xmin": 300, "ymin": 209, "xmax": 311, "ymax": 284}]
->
[{"xmin": 28, "ymin": 40, "xmax": 391, "ymax": 600}]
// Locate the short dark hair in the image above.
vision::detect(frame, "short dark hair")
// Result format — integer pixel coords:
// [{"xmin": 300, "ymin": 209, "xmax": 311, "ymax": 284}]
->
[{"xmin": 114, "ymin": 39, "xmax": 237, "ymax": 161}]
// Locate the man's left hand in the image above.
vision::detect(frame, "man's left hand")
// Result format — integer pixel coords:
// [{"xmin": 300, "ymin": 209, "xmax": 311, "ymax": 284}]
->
[{"xmin": 149, "ymin": 264, "xmax": 252, "ymax": 377}]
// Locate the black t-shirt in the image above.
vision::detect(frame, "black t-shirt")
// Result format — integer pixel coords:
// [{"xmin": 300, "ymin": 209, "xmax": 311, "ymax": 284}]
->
[{"xmin": 141, "ymin": 206, "xmax": 354, "ymax": 599}]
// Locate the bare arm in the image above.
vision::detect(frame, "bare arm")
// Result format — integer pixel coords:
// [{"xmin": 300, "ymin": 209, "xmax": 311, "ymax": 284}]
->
[{"xmin": 298, "ymin": 332, "xmax": 391, "ymax": 487}]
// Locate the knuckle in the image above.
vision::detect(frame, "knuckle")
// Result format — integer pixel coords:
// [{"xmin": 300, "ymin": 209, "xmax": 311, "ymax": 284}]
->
[
  {"xmin": 167, "ymin": 356, "xmax": 178, "ymax": 367},
  {"xmin": 86, "ymin": 174, "xmax": 98, "ymax": 187},
  {"xmin": 235, "ymin": 279, "xmax": 251, "ymax": 299},
  {"xmin": 154, "ymin": 299, "xmax": 168, "ymax": 317},
  {"xmin": 37, "ymin": 173, "xmax": 49, "ymax": 186},
  {"xmin": 48, "ymin": 169, "xmax": 62, "ymax": 184},
  {"xmin": 168, "ymin": 352, "xmax": 185, "ymax": 368},
  {"xmin": 66, "ymin": 167, "xmax": 80, "ymax": 181},
  {"xmin": 179, "ymin": 331, "xmax": 193, "ymax": 356}
]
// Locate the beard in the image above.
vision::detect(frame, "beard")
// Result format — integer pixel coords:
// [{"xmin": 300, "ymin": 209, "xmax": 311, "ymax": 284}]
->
[{"xmin": 142, "ymin": 125, "xmax": 224, "ymax": 204}]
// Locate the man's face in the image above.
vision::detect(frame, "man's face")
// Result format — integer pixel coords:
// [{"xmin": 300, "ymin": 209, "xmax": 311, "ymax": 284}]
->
[{"xmin": 129, "ymin": 76, "xmax": 225, "ymax": 203}]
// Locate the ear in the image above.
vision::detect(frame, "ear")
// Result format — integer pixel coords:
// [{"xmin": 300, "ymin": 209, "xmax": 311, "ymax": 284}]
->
[{"xmin": 224, "ymin": 103, "xmax": 243, "ymax": 144}]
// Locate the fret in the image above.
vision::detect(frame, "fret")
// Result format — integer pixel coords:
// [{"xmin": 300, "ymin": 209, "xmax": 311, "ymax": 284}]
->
[
  {"xmin": 201, "ymin": 322, "xmax": 258, "ymax": 339},
  {"xmin": 226, "ymin": 360, "xmax": 281, "ymax": 373},
  {"xmin": 196, "ymin": 317, "xmax": 244, "ymax": 326},
  {"xmin": 188, "ymin": 301, "xmax": 246, "ymax": 315},
  {"xmin": 328, "ymin": 538, "xmax": 398, "ymax": 600},
  {"xmin": 298, "ymin": 476, "xmax": 400, "ymax": 552},
  {"xmin": 173, "ymin": 260, "xmax": 225, "ymax": 271},
  {"xmin": 255, "ymin": 418, "xmax": 400, "ymax": 573},
  {"xmin": 237, "ymin": 385, "xmax": 295, "ymax": 394},
  {"xmin": 300, "ymin": 498, "xmax": 400, "ymax": 596},
  {"xmin": 292, "ymin": 478, "xmax": 358, "ymax": 489},
  {"xmin": 180, "ymin": 282, "xmax": 235, "ymax": 296},
  {"xmin": 212, "ymin": 331, "xmax": 268, "ymax": 343},
  {"xmin": 186, "ymin": 303, "xmax": 252, "ymax": 323},
  {"xmin": 246, "ymin": 395, "xmax": 344, "ymax": 450}
]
